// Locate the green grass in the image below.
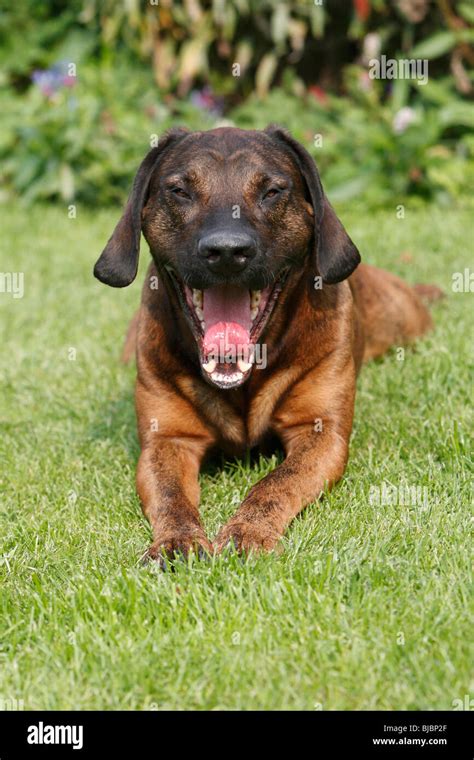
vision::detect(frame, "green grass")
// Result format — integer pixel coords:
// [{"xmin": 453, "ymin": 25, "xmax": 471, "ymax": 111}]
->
[{"xmin": 0, "ymin": 202, "xmax": 472, "ymax": 711}]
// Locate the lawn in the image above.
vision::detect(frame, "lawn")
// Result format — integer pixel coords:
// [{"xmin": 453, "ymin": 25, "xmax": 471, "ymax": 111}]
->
[{"xmin": 0, "ymin": 201, "xmax": 471, "ymax": 711}]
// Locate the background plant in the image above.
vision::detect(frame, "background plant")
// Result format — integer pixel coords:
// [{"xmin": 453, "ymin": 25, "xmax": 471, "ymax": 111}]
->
[{"xmin": 0, "ymin": 0, "xmax": 472, "ymax": 206}]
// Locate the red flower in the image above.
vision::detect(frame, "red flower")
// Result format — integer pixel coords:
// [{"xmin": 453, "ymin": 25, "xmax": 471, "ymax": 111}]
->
[
  {"xmin": 354, "ymin": 0, "xmax": 370, "ymax": 22},
  {"xmin": 308, "ymin": 85, "xmax": 328, "ymax": 105}
]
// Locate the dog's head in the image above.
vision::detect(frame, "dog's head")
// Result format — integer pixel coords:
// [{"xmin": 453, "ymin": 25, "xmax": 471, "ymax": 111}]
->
[{"xmin": 95, "ymin": 126, "xmax": 360, "ymax": 389}]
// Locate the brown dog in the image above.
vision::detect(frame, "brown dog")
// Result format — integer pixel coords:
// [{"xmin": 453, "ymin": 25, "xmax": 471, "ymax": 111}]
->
[{"xmin": 94, "ymin": 126, "xmax": 441, "ymax": 563}]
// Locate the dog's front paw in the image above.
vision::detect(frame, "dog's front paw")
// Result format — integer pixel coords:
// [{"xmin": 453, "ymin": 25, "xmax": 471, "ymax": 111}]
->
[
  {"xmin": 142, "ymin": 527, "xmax": 213, "ymax": 568},
  {"xmin": 214, "ymin": 521, "xmax": 281, "ymax": 555}
]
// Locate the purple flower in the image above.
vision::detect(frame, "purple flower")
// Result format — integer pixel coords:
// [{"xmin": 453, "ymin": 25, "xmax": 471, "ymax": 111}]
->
[
  {"xmin": 190, "ymin": 87, "xmax": 224, "ymax": 116},
  {"xmin": 32, "ymin": 62, "xmax": 76, "ymax": 99}
]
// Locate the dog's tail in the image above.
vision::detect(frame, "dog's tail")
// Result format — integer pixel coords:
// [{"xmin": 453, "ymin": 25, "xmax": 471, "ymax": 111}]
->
[
  {"xmin": 413, "ymin": 283, "xmax": 445, "ymax": 305},
  {"xmin": 121, "ymin": 310, "xmax": 140, "ymax": 364}
]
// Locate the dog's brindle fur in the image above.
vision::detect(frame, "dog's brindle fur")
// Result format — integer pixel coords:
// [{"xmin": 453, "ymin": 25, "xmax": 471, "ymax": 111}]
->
[{"xmin": 95, "ymin": 126, "xmax": 442, "ymax": 562}]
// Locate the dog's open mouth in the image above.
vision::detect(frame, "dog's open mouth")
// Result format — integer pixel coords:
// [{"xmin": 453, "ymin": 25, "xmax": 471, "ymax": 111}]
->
[{"xmin": 167, "ymin": 272, "xmax": 286, "ymax": 389}]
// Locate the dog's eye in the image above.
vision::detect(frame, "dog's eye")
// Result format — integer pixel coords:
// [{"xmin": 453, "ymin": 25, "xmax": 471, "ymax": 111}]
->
[
  {"xmin": 262, "ymin": 187, "xmax": 283, "ymax": 201},
  {"xmin": 170, "ymin": 187, "xmax": 191, "ymax": 200}
]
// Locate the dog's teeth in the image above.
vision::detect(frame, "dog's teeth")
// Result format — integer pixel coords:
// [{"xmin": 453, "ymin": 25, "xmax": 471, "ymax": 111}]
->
[
  {"xmin": 250, "ymin": 306, "xmax": 258, "ymax": 321},
  {"xmin": 192, "ymin": 289, "xmax": 203, "ymax": 307},
  {"xmin": 201, "ymin": 321, "xmax": 206, "ymax": 331},
  {"xmin": 195, "ymin": 306, "xmax": 204, "ymax": 321},
  {"xmin": 250, "ymin": 290, "xmax": 261, "ymax": 308},
  {"xmin": 237, "ymin": 358, "xmax": 252, "ymax": 372},
  {"xmin": 202, "ymin": 359, "xmax": 217, "ymax": 373},
  {"xmin": 211, "ymin": 371, "xmax": 244, "ymax": 384}
]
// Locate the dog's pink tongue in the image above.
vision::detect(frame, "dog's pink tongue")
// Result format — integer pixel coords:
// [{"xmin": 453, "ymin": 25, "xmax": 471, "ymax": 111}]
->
[{"xmin": 202, "ymin": 285, "xmax": 250, "ymax": 357}]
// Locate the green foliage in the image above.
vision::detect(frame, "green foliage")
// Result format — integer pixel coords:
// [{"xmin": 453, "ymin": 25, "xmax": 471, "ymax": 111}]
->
[
  {"xmin": 233, "ymin": 75, "xmax": 474, "ymax": 206},
  {"xmin": 1, "ymin": 1, "xmax": 472, "ymax": 97},
  {"xmin": 4, "ymin": 74, "xmax": 471, "ymax": 208},
  {"xmin": 0, "ymin": 0, "xmax": 473, "ymax": 207},
  {"xmin": 0, "ymin": 64, "xmax": 212, "ymax": 205}
]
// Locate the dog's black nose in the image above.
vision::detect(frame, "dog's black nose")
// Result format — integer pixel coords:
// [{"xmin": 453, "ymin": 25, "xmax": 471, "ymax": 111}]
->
[{"xmin": 198, "ymin": 231, "xmax": 256, "ymax": 275}]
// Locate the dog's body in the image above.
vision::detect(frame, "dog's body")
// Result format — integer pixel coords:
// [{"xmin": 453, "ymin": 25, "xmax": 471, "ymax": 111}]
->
[{"xmin": 95, "ymin": 126, "xmax": 441, "ymax": 561}]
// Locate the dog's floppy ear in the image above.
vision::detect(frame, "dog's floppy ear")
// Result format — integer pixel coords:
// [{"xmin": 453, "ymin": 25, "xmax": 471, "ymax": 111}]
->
[
  {"xmin": 264, "ymin": 125, "xmax": 360, "ymax": 284},
  {"xmin": 94, "ymin": 128, "xmax": 189, "ymax": 287}
]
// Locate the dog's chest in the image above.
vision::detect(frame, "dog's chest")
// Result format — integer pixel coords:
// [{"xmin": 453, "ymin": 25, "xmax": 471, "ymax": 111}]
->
[{"xmin": 195, "ymin": 368, "xmax": 292, "ymax": 450}]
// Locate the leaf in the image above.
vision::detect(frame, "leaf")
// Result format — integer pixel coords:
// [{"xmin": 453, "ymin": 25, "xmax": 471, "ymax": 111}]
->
[
  {"xmin": 13, "ymin": 154, "xmax": 42, "ymax": 192},
  {"xmin": 391, "ymin": 74, "xmax": 409, "ymax": 113},
  {"xmin": 458, "ymin": 3, "xmax": 474, "ymax": 24},
  {"xmin": 59, "ymin": 162, "xmax": 75, "ymax": 201},
  {"xmin": 234, "ymin": 40, "xmax": 253, "ymax": 74},
  {"xmin": 310, "ymin": 5, "xmax": 325, "ymax": 38},
  {"xmin": 326, "ymin": 173, "xmax": 374, "ymax": 202},
  {"xmin": 177, "ymin": 38, "xmax": 208, "ymax": 88},
  {"xmin": 271, "ymin": 3, "xmax": 289, "ymax": 46},
  {"xmin": 416, "ymin": 78, "xmax": 455, "ymax": 107},
  {"xmin": 255, "ymin": 53, "xmax": 278, "ymax": 98},
  {"xmin": 439, "ymin": 102, "xmax": 474, "ymax": 129},
  {"xmin": 153, "ymin": 37, "xmax": 176, "ymax": 90},
  {"xmin": 288, "ymin": 19, "xmax": 307, "ymax": 52},
  {"xmin": 410, "ymin": 32, "xmax": 456, "ymax": 60}
]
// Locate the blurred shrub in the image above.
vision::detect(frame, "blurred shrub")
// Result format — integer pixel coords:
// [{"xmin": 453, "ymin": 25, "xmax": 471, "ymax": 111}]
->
[
  {"xmin": 233, "ymin": 73, "xmax": 474, "ymax": 206},
  {"xmin": 2, "ymin": 1, "xmax": 473, "ymax": 98},
  {"xmin": 0, "ymin": 64, "xmax": 212, "ymax": 205},
  {"xmin": 0, "ymin": 0, "xmax": 473, "ymax": 207}
]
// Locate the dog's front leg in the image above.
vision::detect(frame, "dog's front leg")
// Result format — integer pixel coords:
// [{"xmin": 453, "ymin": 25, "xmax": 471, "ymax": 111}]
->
[
  {"xmin": 215, "ymin": 427, "xmax": 351, "ymax": 553},
  {"xmin": 136, "ymin": 380, "xmax": 214, "ymax": 564},
  {"xmin": 215, "ymin": 367, "xmax": 356, "ymax": 554}
]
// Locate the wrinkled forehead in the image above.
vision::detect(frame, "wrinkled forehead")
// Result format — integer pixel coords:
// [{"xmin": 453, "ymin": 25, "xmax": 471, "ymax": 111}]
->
[{"xmin": 156, "ymin": 128, "xmax": 303, "ymax": 189}]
